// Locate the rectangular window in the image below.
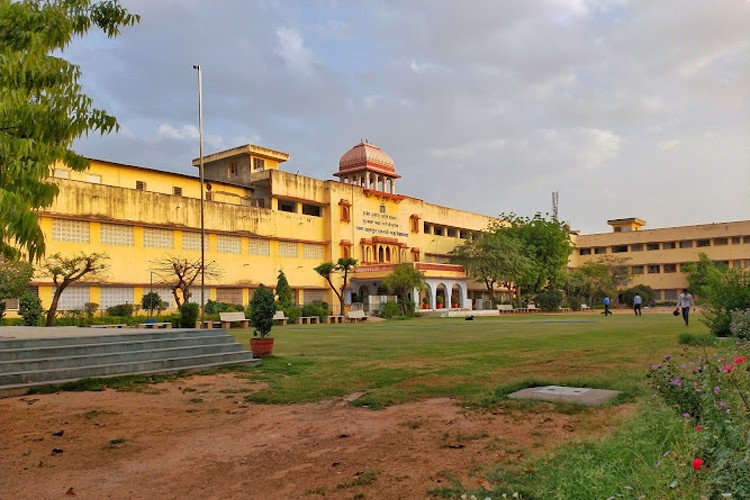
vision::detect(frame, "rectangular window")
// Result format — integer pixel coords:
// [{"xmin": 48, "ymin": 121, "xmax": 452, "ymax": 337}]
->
[
  {"xmin": 53, "ymin": 169, "xmax": 70, "ymax": 179},
  {"xmin": 663, "ymin": 264, "xmax": 677, "ymax": 273},
  {"xmin": 579, "ymin": 248, "xmax": 591, "ymax": 256},
  {"xmin": 630, "ymin": 244, "xmax": 643, "ymax": 252},
  {"xmin": 182, "ymin": 232, "xmax": 209, "ymax": 251},
  {"xmin": 434, "ymin": 227, "xmax": 444, "ymax": 236},
  {"xmin": 1, "ymin": 298, "xmax": 20, "ymax": 310},
  {"xmin": 423, "ymin": 222, "xmax": 431, "ymax": 234},
  {"xmin": 86, "ymin": 173, "xmax": 102, "ymax": 184},
  {"xmin": 648, "ymin": 265, "xmax": 660, "ymax": 274},
  {"xmin": 100, "ymin": 223, "xmax": 134, "ymax": 246},
  {"xmin": 697, "ymin": 239, "xmax": 710, "ymax": 247},
  {"xmin": 143, "ymin": 227, "xmax": 174, "ymax": 249},
  {"xmin": 714, "ymin": 260, "xmax": 729, "ymax": 269},
  {"xmin": 663, "ymin": 289, "xmax": 678, "ymax": 301},
  {"xmin": 680, "ymin": 240, "xmax": 693, "ymax": 248},
  {"xmin": 52, "ymin": 219, "xmax": 90, "ymax": 243},
  {"xmin": 631, "ymin": 265, "xmax": 644, "ymax": 275},
  {"xmin": 647, "ymin": 242, "xmax": 660, "ymax": 251},
  {"xmin": 744, "ymin": 236, "xmax": 750, "ymax": 244},
  {"xmin": 714, "ymin": 238, "xmax": 728, "ymax": 246},
  {"xmin": 229, "ymin": 161, "xmax": 239, "ymax": 177},
  {"xmin": 216, "ymin": 288, "xmax": 243, "ymax": 305},
  {"xmin": 216, "ymin": 235, "xmax": 241, "ymax": 254},
  {"xmin": 594, "ymin": 247, "xmax": 606, "ymax": 254},
  {"xmin": 612, "ymin": 245, "xmax": 628, "ymax": 253},
  {"xmin": 172, "ymin": 186, "xmax": 183, "ymax": 196},
  {"xmin": 248, "ymin": 238, "xmax": 271, "ymax": 256},
  {"xmin": 278, "ymin": 200, "xmax": 296, "ymax": 213},
  {"xmin": 135, "ymin": 180, "xmax": 146, "ymax": 191},
  {"xmin": 303, "ymin": 243, "xmax": 324, "ymax": 260},
  {"xmin": 279, "ymin": 241, "xmax": 298, "ymax": 258},
  {"xmin": 732, "ymin": 237, "xmax": 741, "ymax": 245},
  {"xmin": 253, "ymin": 158, "xmax": 265, "ymax": 171},
  {"xmin": 663, "ymin": 241, "xmax": 677, "ymax": 249},
  {"xmin": 447, "ymin": 228, "xmax": 458, "ymax": 238},
  {"xmin": 100, "ymin": 287, "xmax": 135, "ymax": 310},
  {"xmin": 303, "ymin": 290, "xmax": 325, "ymax": 304},
  {"xmin": 302, "ymin": 204, "xmax": 321, "ymax": 217},
  {"xmin": 55, "ymin": 286, "xmax": 90, "ymax": 311},
  {"xmin": 734, "ymin": 261, "xmax": 743, "ymax": 269}
]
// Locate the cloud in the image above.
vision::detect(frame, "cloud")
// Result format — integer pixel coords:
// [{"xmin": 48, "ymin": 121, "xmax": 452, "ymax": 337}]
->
[
  {"xmin": 274, "ymin": 27, "xmax": 315, "ymax": 75},
  {"xmin": 157, "ymin": 124, "xmax": 199, "ymax": 141}
]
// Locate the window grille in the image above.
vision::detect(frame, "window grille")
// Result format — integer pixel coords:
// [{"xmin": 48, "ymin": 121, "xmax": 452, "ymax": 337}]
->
[
  {"xmin": 52, "ymin": 219, "xmax": 90, "ymax": 243},
  {"xmin": 100, "ymin": 287, "xmax": 135, "ymax": 309},
  {"xmin": 303, "ymin": 290, "xmax": 325, "ymax": 304},
  {"xmin": 217, "ymin": 235, "xmax": 241, "ymax": 254},
  {"xmin": 303, "ymin": 244, "xmax": 324, "ymax": 260},
  {"xmin": 100, "ymin": 224, "xmax": 134, "ymax": 246},
  {"xmin": 143, "ymin": 227, "xmax": 174, "ymax": 248},
  {"xmin": 55, "ymin": 286, "xmax": 90, "ymax": 311},
  {"xmin": 279, "ymin": 241, "xmax": 298, "ymax": 258},
  {"xmin": 182, "ymin": 232, "xmax": 208, "ymax": 251},
  {"xmin": 248, "ymin": 238, "xmax": 270, "ymax": 256}
]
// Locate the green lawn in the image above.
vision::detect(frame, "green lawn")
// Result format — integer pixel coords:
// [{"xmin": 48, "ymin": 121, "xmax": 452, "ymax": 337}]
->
[{"xmin": 231, "ymin": 312, "xmax": 709, "ymax": 408}]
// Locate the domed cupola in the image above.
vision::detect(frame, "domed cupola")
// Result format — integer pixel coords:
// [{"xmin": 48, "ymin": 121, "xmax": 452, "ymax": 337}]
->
[{"xmin": 334, "ymin": 141, "xmax": 400, "ymax": 194}]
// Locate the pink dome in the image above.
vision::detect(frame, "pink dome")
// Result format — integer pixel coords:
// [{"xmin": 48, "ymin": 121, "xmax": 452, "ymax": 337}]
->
[{"xmin": 338, "ymin": 142, "xmax": 396, "ymax": 174}]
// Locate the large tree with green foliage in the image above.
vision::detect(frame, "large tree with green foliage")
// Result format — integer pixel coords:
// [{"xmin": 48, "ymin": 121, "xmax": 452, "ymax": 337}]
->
[
  {"xmin": 449, "ymin": 231, "xmax": 533, "ymax": 303},
  {"xmin": 682, "ymin": 253, "xmax": 723, "ymax": 300},
  {"xmin": 381, "ymin": 264, "xmax": 425, "ymax": 315},
  {"xmin": 0, "ymin": 256, "xmax": 34, "ymax": 319},
  {"xmin": 314, "ymin": 257, "xmax": 357, "ymax": 315},
  {"xmin": 275, "ymin": 269, "xmax": 293, "ymax": 308},
  {"xmin": 564, "ymin": 260, "xmax": 617, "ymax": 307},
  {"xmin": 0, "ymin": 0, "xmax": 139, "ymax": 261},
  {"xmin": 492, "ymin": 212, "xmax": 573, "ymax": 295},
  {"xmin": 43, "ymin": 251, "xmax": 109, "ymax": 326}
]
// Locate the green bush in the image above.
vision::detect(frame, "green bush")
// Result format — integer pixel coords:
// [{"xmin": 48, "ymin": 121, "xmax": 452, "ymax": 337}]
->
[
  {"xmin": 620, "ymin": 284, "xmax": 656, "ymax": 306},
  {"xmin": 535, "ymin": 289, "xmax": 563, "ymax": 312},
  {"xmin": 568, "ymin": 297, "xmax": 582, "ymax": 311},
  {"xmin": 301, "ymin": 300, "xmax": 328, "ymax": 319},
  {"xmin": 204, "ymin": 300, "xmax": 229, "ymax": 315},
  {"xmin": 19, "ymin": 293, "xmax": 43, "ymax": 326},
  {"xmin": 179, "ymin": 302, "xmax": 200, "ymax": 328},
  {"xmin": 107, "ymin": 303, "xmax": 134, "ymax": 317},
  {"xmin": 381, "ymin": 301, "xmax": 402, "ymax": 319},
  {"xmin": 83, "ymin": 302, "xmax": 98, "ymax": 319},
  {"xmin": 730, "ymin": 309, "xmax": 750, "ymax": 340},
  {"xmin": 702, "ymin": 269, "xmax": 750, "ymax": 336},
  {"xmin": 250, "ymin": 285, "xmax": 276, "ymax": 337},
  {"xmin": 141, "ymin": 292, "xmax": 162, "ymax": 314}
]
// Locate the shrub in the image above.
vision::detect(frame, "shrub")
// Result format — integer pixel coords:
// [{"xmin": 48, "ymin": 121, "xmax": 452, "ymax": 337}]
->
[
  {"xmin": 204, "ymin": 300, "xmax": 230, "ymax": 315},
  {"xmin": 107, "ymin": 303, "xmax": 134, "ymax": 317},
  {"xmin": 18, "ymin": 293, "xmax": 43, "ymax": 326},
  {"xmin": 141, "ymin": 292, "xmax": 161, "ymax": 314},
  {"xmin": 301, "ymin": 300, "xmax": 328, "ymax": 319},
  {"xmin": 702, "ymin": 269, "xmax": 750, "ymax": 337},
  {"xmin": 535, "ymin": 289, "xmax": 563, "ymax": 312},
  {"xmin": 249, "ymin": 285, "xmax": 276, "ymax": 338},
  {"xmin": 568, "ymin": 297, "xmax": 582, "ymax": 311},
  {"xmin": 381, "ymin": 301, "xmax": 402, "ymax": 319},
  {"xmin": 730, "ymin": 309, "xmax": 750, "ymax": 340},
  {"xmin": 179, "ymin": 302, "xmax": 199, "ymax": 328},
  {"xmin": 620, "ymin": 284, "xmax": 656, "ymax": 307},
  {"xmin": 83, "ymin": 302, "xmax": 98, "ymax": 319},
  {"xmin": 648, "ymin": 347, "xmax": 750, "ymax": 497}
]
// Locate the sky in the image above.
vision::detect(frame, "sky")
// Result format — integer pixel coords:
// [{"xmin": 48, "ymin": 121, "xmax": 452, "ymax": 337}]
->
[{"xmin": 68, "ymin": 0, "xmax": 750, "ymax": 234}]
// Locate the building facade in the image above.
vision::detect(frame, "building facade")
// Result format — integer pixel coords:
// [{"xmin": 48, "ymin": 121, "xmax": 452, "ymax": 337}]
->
[
  {"xmin": 29, "ymin": 142, "xmax": 495, "ymax": 314},
  {"xmin": 10, "ymin": 142, "xmax": 750, "ymax": 315}
]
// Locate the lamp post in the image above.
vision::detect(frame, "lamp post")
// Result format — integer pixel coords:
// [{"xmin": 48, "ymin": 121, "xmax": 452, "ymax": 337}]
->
[{"xmin": 193, "ymin": 64, "xmax": 206, "ymax": 323}]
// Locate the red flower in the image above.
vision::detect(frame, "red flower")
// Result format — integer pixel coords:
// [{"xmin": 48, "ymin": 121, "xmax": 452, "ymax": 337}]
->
[
  {"xmin": 734, "ymin": 356, "xmax": 747, "ymax": 364},
  {"xmin": 695, "ymin": 425, "xmax": 705, "ymax": 431},
  {"xmin": 723, "ymin": 364, "xmax": 735, "ymax": 373},
  {"xmin": 692, "ymin": 458, "xmax": 704, "ymax": 470}
]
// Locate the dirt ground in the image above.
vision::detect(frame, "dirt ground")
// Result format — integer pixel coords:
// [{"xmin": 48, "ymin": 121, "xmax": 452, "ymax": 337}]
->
[{"xmin": 1, "ymin": 373, "xmax": 633, "ymax": 500}]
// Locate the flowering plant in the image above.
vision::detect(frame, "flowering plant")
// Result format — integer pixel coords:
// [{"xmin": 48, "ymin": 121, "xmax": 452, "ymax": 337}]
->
[{"xmin": 647, "ymin": 344, "xmax": 750, "ymax": 497}]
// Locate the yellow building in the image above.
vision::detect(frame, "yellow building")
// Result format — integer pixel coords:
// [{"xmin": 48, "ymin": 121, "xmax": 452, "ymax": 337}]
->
[
  {"xmin": 570, "ymin": 218, "xmax": 750, "ymax": 303},
  {"xmin": 11, "ymin": 142, "xmax": 750, "ymax": 316},
  {"xmin": 29, "ymin": 142, "xmax": 495, "ymax": 315}
]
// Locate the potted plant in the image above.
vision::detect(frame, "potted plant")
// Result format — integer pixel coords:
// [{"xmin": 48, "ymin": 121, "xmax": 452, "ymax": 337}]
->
[
  {"xmin": 249, "ymin": 284, "xmax": 276, "ymax": 357},
  {"xmin": 421, "ymin": 297, "xmax": 429, "ymax": 309},
  {"xmin": 436, "ymin": 295, "xmax": 444, "ymax": 309}
]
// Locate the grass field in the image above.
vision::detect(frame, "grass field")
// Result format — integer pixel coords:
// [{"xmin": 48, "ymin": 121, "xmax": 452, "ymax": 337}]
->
[{"xmin": 228, "ymin": 311, "xmax": 714, "ymax": 498}]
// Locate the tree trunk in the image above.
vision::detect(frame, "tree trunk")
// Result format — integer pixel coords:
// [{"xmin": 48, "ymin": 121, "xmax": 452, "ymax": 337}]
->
[{"xmin": 46, "ymin": 288, "xmax": 64, "ymax": 327}]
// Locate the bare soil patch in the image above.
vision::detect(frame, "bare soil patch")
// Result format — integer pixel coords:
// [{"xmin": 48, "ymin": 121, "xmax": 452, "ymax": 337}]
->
[{"xmin": 1, "ymin": 373, "xmax": 633, "ymax": 499}]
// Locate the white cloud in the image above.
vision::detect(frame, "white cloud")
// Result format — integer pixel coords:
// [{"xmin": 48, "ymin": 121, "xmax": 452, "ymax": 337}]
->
[
  {"xmin": 274, "ymin": 27, "xmax": 314, "ymax": 75},
  {"xmin": 157, "ymin": 124, "xmax": 199, "ymax": 141}
]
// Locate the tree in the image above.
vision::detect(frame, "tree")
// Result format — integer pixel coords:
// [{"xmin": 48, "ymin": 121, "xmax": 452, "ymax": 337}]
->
[
  {"xmin": 149, "ymin": 256, "xmax": 222, "ymax": 308},
  {"xmin": 42, "ymin": 251, "xmax": 109, "ymax": 326},
  {"xmin": 0, "ymin": 257, "xmax": 34, "ymax": 318},
  {"xmin": 249, "ymin": 284, "xmax": 276, "ymax": 338},
  {"xmin": 493, "ymin": 212, "xmax": 573, "ymax": 295},
  {"xmin": 563, "ymin": 260, "xmax": 615, "ymax": 307},
  {"xmin": 0, "ymin": 0, "xmax": 139, "ymax": 261},
  {"xmin": 275, "ymin": 269, "xmax": 293, "ymax": 308},
  {"xmin": 141, "ymin": 291, "xmax": 161, "ymax": 316},
  {"xmin": 682, "ymin": 253, "xmax": 723, "ymax": 300},
  {"xmin": 449, "ymin": 231, "xmax": 533, "ymax": 303},
  {"xmin": 18, "ymin": 292, "xmax": 43, "ymax": 326},
  {"xmin": 314, "ymin": 257, "xmax": 357, "ymax": 315},
  {"xmin": 381, "ymin": 264, "xmax": 426, "ymax": 315}
]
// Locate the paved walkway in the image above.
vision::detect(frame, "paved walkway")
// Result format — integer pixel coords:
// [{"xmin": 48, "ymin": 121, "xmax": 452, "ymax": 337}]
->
[{"xmin": 0, "ymin": 326, "xmax": 194, "ymax": 340}]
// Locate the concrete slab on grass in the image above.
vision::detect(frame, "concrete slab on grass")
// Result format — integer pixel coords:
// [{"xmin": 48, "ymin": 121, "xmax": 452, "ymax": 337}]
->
[{"xmin": 507, "ymin": 385, "xmax": 619, "ymax": 406}]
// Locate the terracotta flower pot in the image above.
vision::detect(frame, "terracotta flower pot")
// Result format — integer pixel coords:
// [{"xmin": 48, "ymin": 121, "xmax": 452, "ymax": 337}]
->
[{"xmin": 250, "ymin": 337, "xmax": 275, "ymax": 357}]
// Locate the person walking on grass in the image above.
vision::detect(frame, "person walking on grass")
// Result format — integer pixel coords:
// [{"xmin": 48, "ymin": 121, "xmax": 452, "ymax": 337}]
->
[
  {"xmin": 633, "ymin": 293, "xmax": 642, "ymax": 316},
  {"xmin": 678, "ymin": 288, "xmax": 696, "ymax": 326},
  {"xmin": 603, "ymin": 296, "xmax": 612, "ymax": 316}
]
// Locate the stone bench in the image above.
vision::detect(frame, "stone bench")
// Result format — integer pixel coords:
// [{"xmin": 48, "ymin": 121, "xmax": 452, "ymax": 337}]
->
[
  {"xmin": 90, "ymin": 324, "xmax": 128, "ymax": 329},
  {"xmin": 136, "ymin": 322, "xmax": 173, "ymax": 329},
  {"xmin": 195, "ymin": 320, "xmax": 220, "ymax": 329},
  {"xmin": 496, "ymin": 304, "xmax": 514, "ymax": 314},
  {"xmin": 323, "ymin": 315, "xmax": 345, "ymax": 324},
  {"xmin": 219, "ymin": 311, "xmax": 250, "ymax": 329},
  {"xmin": 559, "ymin": 307, "xmax": 572, "ymax": 313},
  {"xmin": 580, "ymin": 304, "xmax": 590, "ymax": 311},
  {"xmin": 297, "ymin": 316, "xmax": 320, "ymax": 325},
  {"xmin": 346, "ymin": 310, "xmax": 367, "ymax": 322},
  {"xmin": 272, "ymin": 311, "xmax": 289, "ymax": 326}
]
